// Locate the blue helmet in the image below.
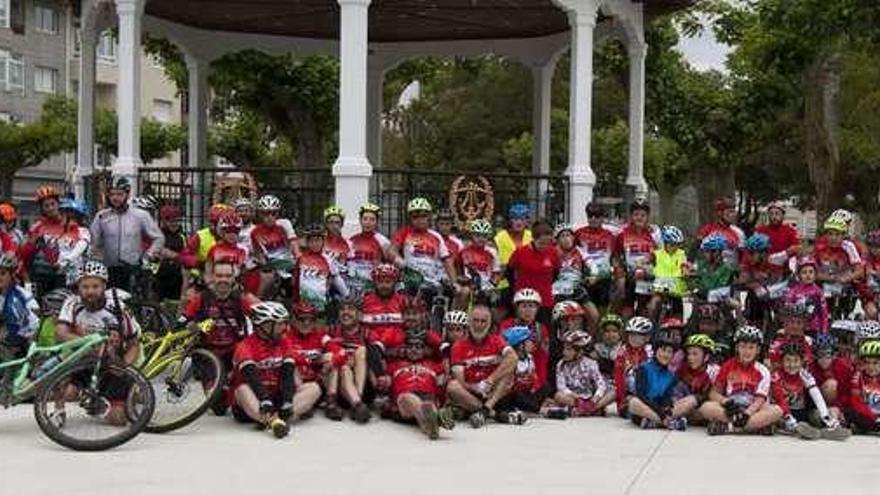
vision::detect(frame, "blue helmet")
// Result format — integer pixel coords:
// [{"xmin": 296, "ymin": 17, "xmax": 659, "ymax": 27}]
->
[
  {"xmin": 59, "ymin": 198, "xmax": 90, "ymax": 218},
  {"xmin": 503, "ymin": 326, "xmax": 532, "ymax": 348},
  {"xmin": 814, "ymin": 333, "xmax": 837, "ymax": 353},
  {"xmin": 744, "ymin": 233, "xmax": 770, "ymax": 252},
  {"xmin": 508, "ymin": 202, "xmax": 531, "ymax": 220},
  {"xmin": 700, "ymin": 232, "xmax": 728, "ymax": 252},
  {"xmin": 661, "ymin": 225, "xmax": 684, "ymax": 245}
]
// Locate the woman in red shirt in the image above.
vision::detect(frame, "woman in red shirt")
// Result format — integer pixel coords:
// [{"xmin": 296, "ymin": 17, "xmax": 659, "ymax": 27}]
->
[{"xmin": 507, "ymin": 220, "xmax": 560, "ymax": 324}]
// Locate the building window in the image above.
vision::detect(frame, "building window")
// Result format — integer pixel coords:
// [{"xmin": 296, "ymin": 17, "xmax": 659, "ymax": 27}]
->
[
  {"xmin": 0, "ymin": 0, "xmax": 9, "ymax": 29},
  {"xmin": 0, "ymin": 49, "xmax": 25, "ymax": 95},
  {"xmin": 152, "ymin": 99, "xmax": 174, "ymax": 123},
  {"xmin": 97, "ymin": 31, "xmax": 116, "ymax": 63},
  {"xmin": 33, "ymin": 66, "xmax": 57, "ymax": 94},
  {"xmin": 34, "ymin": 5, "xmax": 57, "ymax": 34}
]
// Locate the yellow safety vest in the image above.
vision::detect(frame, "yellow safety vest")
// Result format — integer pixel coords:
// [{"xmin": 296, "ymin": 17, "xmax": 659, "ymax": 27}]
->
[
  {"xmin": 653, "ymin": 248, "xmax": 687, "ymax": 296},
  {"xmin": 196, "ymin": 227, "xmax": 216, "ymax": 264},
  {"xmin": 494, "ymin": 229, "xmax": 532, "ymax": 290}
]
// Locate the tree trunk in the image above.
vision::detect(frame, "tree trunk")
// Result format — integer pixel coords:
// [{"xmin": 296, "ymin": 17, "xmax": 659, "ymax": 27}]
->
[
  {"xmin": 803, "ymin": 51, "xmax": 842, "ymax": 221},
  {"xmin": 0, "ymin": 171, "xmax": 14, "ymax": 199},
  {"xmin": 695, "ymin": 165, "xmax": 736, "ymax": 225}
]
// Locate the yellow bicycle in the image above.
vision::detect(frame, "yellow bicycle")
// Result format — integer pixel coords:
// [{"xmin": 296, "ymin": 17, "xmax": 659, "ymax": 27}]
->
[{"xmin": 139, "ymin": 319, "xmax": 225, "ymax": 433}]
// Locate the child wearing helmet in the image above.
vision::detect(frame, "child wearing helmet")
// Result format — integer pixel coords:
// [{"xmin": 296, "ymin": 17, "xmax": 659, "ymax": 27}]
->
[
  {"xmin": 328, "ymin": 295, "xmax": 372, "ymax": 423},
  {"xmin": 548, "ymin": 330, "xmax": 608, "ymax": 417},
  {"xmin": 204, "ymin": 210, "xmax": 248, "ymax": 284},
  {"xmin": 767, "ymin": 303, "xmax": 815, "ymax": 370},
  {"xmin": 693, "ymin": 233, "xmax": 737, "ymax": 303},
  {"xmin": 499, "ymin": 288, "xmax": 550, "ymax": 394},
  {"xmin": 628, "ymin": 330, "xmax": 684, "ymax": 430},
  {"xmin": 648, "ymin": 226, "xmax": 690, "ymax": 320},
  {"xmin": 674, "ymin": 334, "xmax": 720, "ymax": 424},
  {"xmin": 814, "ymin": 216, "xmax": 864, "ymax": 292},
  {"xmin": 53, "ymin": 198, "xmax": 92, "ymax": 288},
  {"xmin": 347, "ymin": 203, "xmax": 391, "ymax": 295},
  {"xmin": 294, "ymin": 224, "xmax": 349, "ymax": 315},
  {"xmin": 593, "ymin": 313, "xmax": 624, "ymax": 379},
  {"xmin": 700, "ymin": 325, "xmax": 783, "ymax": 435},
  {"xmin": 614, "ymin": 316, "xmax": 654, "ymax": 417},
  {"xmin": 810, "ymin": 333, "xmax": 854, "ymax": 415},
  {"xmin": 842, "ymin": 340, "xmax": 880, "ymax": 434},
  {"xmin": 491, "ymin": 325, "xmax": 544, "ymax": 425},
  {"xmin": 0, "ymin": 254, "xmax": 39, "ymax": 368},
  {"xmin": 494, "ymin": 203, "xmax": 533, "ymax": 308},
  {"xmin": 552, "ymin": 223, "xmax": 585, "ymax": 302},
  {"xmin": 696, "ymin": 197, "xmax": 745, "ymax": 269},
  {"xmin": 784, "ymin": 256, "xmax": 829, "ymax": 336},
  {"xmin": 613, "ymin": 202, "xmax": 661, "ymax": 317},
  {"xmin": 456, "ymin": 219, "xmax": 501, "ymax": 307},
  {"xmin": 770, "ymin": 341, "xmax": 850, "ymax": 440}
]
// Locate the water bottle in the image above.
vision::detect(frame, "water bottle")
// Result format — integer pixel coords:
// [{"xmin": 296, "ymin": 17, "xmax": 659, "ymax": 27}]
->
[{"xmin": 33, "ymin": 355, "xmax": 62, "ymax": 379}]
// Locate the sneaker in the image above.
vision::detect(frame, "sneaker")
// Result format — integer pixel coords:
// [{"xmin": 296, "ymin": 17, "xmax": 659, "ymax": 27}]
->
[
  {"xmin": 666, "ymin": 417, "xmax": 687, "ymax": 431},
  {"xmin": 469, "ymin": 410, "xmax": 486, "ymax": 429},
  {"xmin": 325, "ymin": 403, "xmax": 344, "ymax": 421},
  {"xmin": 437, "ymin": 406, "xmax": 456, "ymax": 431},
  {"xmin": 795, "ymin": 422, "xmax": 821, "ymax": 440},
  {"xmin": 210, "ymin": 398, "xmax": 228, "ymax": 417},
  {"xmin": 542, "ymin": 406, "xmax": 570, "ymax": 420},
  {"xmin": 707, "ymin": 421, "xmax": 730, "ymax": 436},
  {"xmin": 506, "ymin": 410, "xmax": 528, "ymax": 426},
  {"xmin": 639, "ymin": 417, "xmax": 658, "ymax": 429},
  {"xmin": 269, "ymin": 417, "xmax": 290, "ymax": 439},
  {"xmin": 350, "ymin": 402, "xmax": 372, "ymax": 424},
  {"xmin": 821, "ymin": 425, "xmax": 852, "ymax": 441},
  {"xmin": 421, "ymin": 404, "xmax": 439, "ymax": 440},
  {"xmin": 48, "ymin": 410, "xmax": 66, "ymax": 429}
]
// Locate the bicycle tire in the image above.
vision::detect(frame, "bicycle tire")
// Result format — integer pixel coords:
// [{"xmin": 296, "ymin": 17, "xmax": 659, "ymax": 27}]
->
[
  {"xmin": 145, "ymin": 348, "xmax": 225, "ymax": 434},
  {"xmin": 33, "ymin": 359, "xmax": 155, "ymax": 451}
]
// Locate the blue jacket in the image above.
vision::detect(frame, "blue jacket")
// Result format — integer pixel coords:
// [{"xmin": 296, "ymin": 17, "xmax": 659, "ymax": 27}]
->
[
  {"xmin": 1, "ymin": 286, "xmax": 40, "ymax": 347},
  {"xmin": 634, "ymin": 358, "xmax": 678, "ymax": 406}
]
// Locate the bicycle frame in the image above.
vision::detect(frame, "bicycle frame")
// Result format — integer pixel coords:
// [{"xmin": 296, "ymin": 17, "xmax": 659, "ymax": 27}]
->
[
  {"xmin": 140, "ymin": 327, "xmax": 199, "ymax": 380},
  {"xmin": 0, "ymin": 333, "xmax": 106, "ymax": 405}
]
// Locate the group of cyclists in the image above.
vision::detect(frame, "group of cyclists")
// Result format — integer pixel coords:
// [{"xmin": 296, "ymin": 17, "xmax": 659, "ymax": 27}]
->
[{"xmin": 4, "ymin": 176, "xmax": 880, "ymax": 442}]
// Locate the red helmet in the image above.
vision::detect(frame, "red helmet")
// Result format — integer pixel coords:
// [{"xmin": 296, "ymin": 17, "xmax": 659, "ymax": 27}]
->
[
  {"xmin": 403, "ymin": 295, "xmax": 427, "ymax": 314},
  {"xmin": 208, "ymin": 204, "xmax": 231, "ymax": 225},
  {"xmin": 159, "ymin": 205, "xmax": 182, "ymax": 220},
  {"xmin": 660, "ymin": 317, "xmax": 685, "ymax": 331},
  {"xmin": 216, "ymin": 210, "xmax": 243, "ymax": 231},
  {"xmin": 371, "ymin": 263, "xmax": 400, "ymax": 282},
  {"xmin": 292, "ymin": 301, "xmax": 318, "ymax": 318},
  {"xmin": 0, "ymin": 203, "xmax": 16, "ymax": 223},
  {"xmin": 797, "ymin": 255, "xmax": 817, "ymax": 271},
  {"xmin": 714, "ymin": 197, "xmax": 735, "ymax": 212},
  {"xmin": 35, "ymin": 185, "xmax": 60, "ymax": 202}
]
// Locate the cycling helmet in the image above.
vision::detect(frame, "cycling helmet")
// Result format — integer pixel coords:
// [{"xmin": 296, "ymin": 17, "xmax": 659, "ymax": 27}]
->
[
  {"xmin": 41, "ymin": 288, "xmax": 73, "ymax": 316},
  {"xmin": 403, "ymin": 295, "xmax": 428, "ymax": 314},
  {"xmin": 857, "ymin": 320, "xmax": 880, "ymax": 342},
  {"xmin": 436, "ymin": 208, "xmax": 455, "ymax": 221},
  {"xmin": 508, "ymin": 202, "xmax": 531, "ymax": 220},
  {"xmin": 256, "ymin": 195, "xmax": 282, "ymax": 211},
  {"xmin": 796, "ymin": 255, "xmax": 817, "ymax": 271},
  {"xmin": 630, "ymin": 197, "xmax": 650, "ymax": 213},
  {"xmin": 301, "ymin": 223, "xmax": 327, "ymax": 238},
  {"xmin": 250, "ymin": 301, "xmax": 290, "ymax": 325},
  {"xmin": 513, "ymin": 288, "xmax": 542, "ymax": 306},
  {"xmin": 503, "ymin": 326, "xmax": 532, "ymax": 348},
  {"xmin": 443, "ymin": 310, "xmax": 470, "ymax": 327},
  {"xmin": 694, "ymin": 303, "xmax": 722, "ymax": 322},
  {"xmin": 684, "ymin": 333, "xmax": 716, "ymax": 353},
  {"xmin": 652, "ymin": 330, "xmax": 681, "ymax": 349},
  {"xmin": 700, "ymin": 232, "xmax": 728, "ymax": 252},
  {"xmin": 813, "ymin": 334, "xmax": 837, "ymax": 353},
  {"xmin": 232, "ymin": 197, "xmax": 253, "ymax": 209},
  {"xmin": 554, "ymin": 223, "xmax": 574, "ymax": 238},
  {"xmin": 562, "ymin": 330, "xmax": 592, "ymax": 349},
  {"xmin": 829, "ymin": 209, "xmax": 853, "ymax": 224},
  {"xmin": 866, "ymin": 229, "xmax": 880, "ymax": 247},
  {"xmin": 132, "ymin": 195, "xmax": 157, "ymax": 211},
  {"xmin": 76, "ymin": 260, "xmax": 109, "ymax": 283},
  {"xmin": 208, "ymin": 204, "xmax": 231, "ymax": 225},
  {"xmin": 0, "ymin": 203, "xmax": 15, "ymax": 223},
  {"xmin": 59, "ymin": 198, "xmax": 90, "ymax": 218},
  {"xmin": 766, "ymin": 201, "xmax": 785, "ymax": 213},
  {"xmin": 407, "ymin": 197, "xmax": 432, "ymax": 214},
  {"xmin": 35, "ymin": 185, "xmax": 61, "ymax": 202},
  {"xmin": 552, "ymin": 301, "xmax": 585, "ymax": 321},
  {"xmin": 733, "ymin": 325, "xmax": 764, "ymax": 344},
  {"xmin": 660, "ymin": 317, "xmax": 685, "ymax": 331},
  {"xmin": 586, "ymin": 203, "xmax": 604, "ymax": 217},
  {"xmin": 108, "ymin": 176, "xmax": 131, "ymax": 192},
  {"xmin": 0, "ymin": 253, "xmax": 17, "ymax": 271},
  {"xmin": 661, "ymin": 225, "xmax": 684, "ymax": 245},
  {"xmin": 779, "ymin": 341, "xmax": 806, "ymax": 358},
  {"xmin": 599, "ymin": 313, "xmax": 625, "ymax": 330},
  {"xmin": 859, "ymin": 340, "xmax": 880, "ymax": 359},
  {"xmin": 625, "ymin": 316, "xmax": 653, "ymax": 335},
  {"xmin": 714, "ymin": 197, "xmax": 735, "ymax": 212},
  {"xmin": 371, "ymin": 263, "xmax": 400, "ymax": 282},
  {"xmin": 323, "ymin": 205, "xmax": 345, "ymax": 221},
  {"xmin": 823, "ymin": 217, "xmax": 848, "ymax": 233},
  {"xmin": 467, "ymin": 219, "xmax": 494, "ymax": 236},
  {"xmin": 359, "ymin": 202, "xmax": 381, "ymax": 216},
  {"xmin": 338, "ymin": 293, "xmax": 363, "ymax": 310},
  {"xmin": 292, "ymin": 301, "xmax": 318, "ymax": 318},
  {"xmin": 159, "ymin": 205, "xmax": 182, "ymax": 220},
  {"xmin": 217, "ymin": 210, "xmax": 243, "ymax": 231},
  {"xmin": 781, "ymin": 302, "xmax": 809, "ymax": 319},
  {"xmin": 744, "ymin": 233, "xmax": 770, "ymax": 252}
]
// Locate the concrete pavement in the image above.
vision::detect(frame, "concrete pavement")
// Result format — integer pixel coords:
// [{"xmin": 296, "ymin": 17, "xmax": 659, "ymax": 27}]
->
[{"xmin": 1, "ymin": 406, "xmax": 878, "ymax": 495}]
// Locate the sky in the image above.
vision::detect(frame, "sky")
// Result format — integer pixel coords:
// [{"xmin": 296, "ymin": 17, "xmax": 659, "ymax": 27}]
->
[{"xmin": 676, "ymin": 28, "xmax": 731, "ymax": 72}]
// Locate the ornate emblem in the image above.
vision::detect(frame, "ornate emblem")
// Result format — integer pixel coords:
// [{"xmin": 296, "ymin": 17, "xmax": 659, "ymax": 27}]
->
[
  {"xmin": 212, "ymin": 171, "xmax": 259, "ymax": 206},
  {"xmin": 448, "ymin": 175, "xmax": 494, "ymax": 228}
]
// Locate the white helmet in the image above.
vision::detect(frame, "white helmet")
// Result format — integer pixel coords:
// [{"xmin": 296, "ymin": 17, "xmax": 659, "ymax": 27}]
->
[
  {"xmin": 76, "ymin": 260, "xmax": 108, "ymax": 283},
  {"xmin": 625, "ymin": 316, "xmax": 653, "ymax": 335},
  {"xmin": 256, "ymin": 195, "xmax": 281, "ymax": 211},
  {"xmin": 554, "ymin": 223, "xmax": 574, "ymax": 238},
  {"xmin": 250, "ymin": 301, "xmax": 289, "ymax": 325},
  {"xmin": 857, "ymin": 320, "xmax": 880, "ymax": 342},
  {"xmin": 552, "ymin": 300, "xmax": 585, "ymax": 321},
  {"xmin": 513, "ymin": 288, "xmax": 542, "ymax": 305},
  {"xmin": 233, "ymin": 197, "xmax": 253, "ymax": 209},
  {"xmin": 443, "ymin": 310, "xmax": 470, "ymax": 327},
  {"xmin": 829, "ymin": 209, "xmax": 853, "ymax": 224}
]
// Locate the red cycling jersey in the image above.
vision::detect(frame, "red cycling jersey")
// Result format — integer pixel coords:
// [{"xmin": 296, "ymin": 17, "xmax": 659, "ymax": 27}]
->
[
  {"xmin": 767, "ymin": 335, "xmax": 815, "ymax": 369},
  {"xmin": 574, "ymin": 225, "xmax": 616, "ymax": 271},
  {"xmin": 814, "ymin": 236, "xmax": 862, "ymax": 274},
  {"xmin": 615, "ymin": 225, "xmax": 658, "ymax": 271},
  {"xmin": 283, "ymin": 327, "xmax": 344, "ymax": 382},
  {"xmin": 391, "ymin": 226, "xmax": 450, "ymax": 285},
  {"xmin": 755, "ymin": 222, "xmax": 801, "ymax": 256},
  {"xmin": 250, "ymin": 224, "xmax": 292, "ymax": 264},
  {"xmin": 848, "ymin": 371, "xmax": 880, "ymax": 422},
  {"xmin": 324, "ymin": 233, "xmax": 352, "ymax": 269},
  {"xmin": 458, "ymin": 244, "xmax": 500, "ymax": 287},
  {"xmin": 450, "ymin": 334, "xmax": 509, "ymax": 384},
  {"xmin": 27, "ymin": 216, "xmax": 65, "ymax": 242},
  {"xmin": 507, "ymin": 244, "xmax": 560, "ymax": 308},
  {"xmin": 181, "ymin": 290, "xmax": 257, "ymax": 357},
  {"xmin": 771, "ymin": 368, "xmax": 817, "ymax": 416},
  {"xmin": 676, "ymin": 363, "xmax": 719, "ymax": 399},
  {"xmin": 231, "ymin": 334, "xmax": 296, "ymax": 397},
  {"xmin": 347, "ymin": 231, "xmax": 390, "ymax": 283},
  {"xmin": 714, "ymin": 358, "xmax": 772, "ymax": 400},
  {"xmin": 362, "ymin": 292, "xmax": 407, "ymax": 340},
  {"xmin": 558, "ymin": 246, "xmax": 584, "ymax": 274},
  {"xmin": 295, "ymin": 251, "xmax": 339, "ymax": 311},
  {"xmin": 374, "ymin": 326, "xmax": 444, "ymax": 399},
  {"xmin": 498, "ymin": 317, "xmax": 549, "ymax": 391},
  {"xmin": 442, "ymin": 234, "xmax": 464, "ymax": 261},
  {"xmin": 614, "ymin": 343, "xmax": 650, "ymax": 410},
  {"xmin": 810, "ymin": 357, "xmax": 853, "ymax": 408}
]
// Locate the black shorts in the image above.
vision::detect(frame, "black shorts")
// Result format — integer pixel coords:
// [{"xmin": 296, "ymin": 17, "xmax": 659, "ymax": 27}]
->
[{"xmin": 495, "ymin": 387, "xmax": 548, "ymax": 414}]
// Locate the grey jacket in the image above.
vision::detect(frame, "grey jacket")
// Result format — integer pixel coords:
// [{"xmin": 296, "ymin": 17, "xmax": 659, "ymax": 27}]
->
[{"xmin": 89, "ymin": 206, "xmax": 164, "ymax": 267}]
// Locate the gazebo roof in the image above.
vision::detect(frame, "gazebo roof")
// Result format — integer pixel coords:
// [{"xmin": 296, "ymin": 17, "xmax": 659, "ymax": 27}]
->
[{"xmin": 144, "ymin": 0, "xmax": 693, "ymax": 43}]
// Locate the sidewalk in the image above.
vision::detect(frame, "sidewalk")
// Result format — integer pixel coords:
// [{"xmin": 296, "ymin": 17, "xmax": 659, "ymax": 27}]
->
[{"xmin": 1, "ymin": 407, "xmax": 878, "ymax": 495}]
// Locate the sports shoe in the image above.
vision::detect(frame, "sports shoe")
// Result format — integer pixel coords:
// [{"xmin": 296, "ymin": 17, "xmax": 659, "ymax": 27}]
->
[
  {"xmin": 821, "ymin": 425, "xmax": 852, "ymax": 441},
  {"xmin": 542, "ymin": 406, "xmax": 570, "ymax": 420},
  {"xmin": 795, "ymin": 422, "xmax": 821, "ymax": 440},
  {"xmin": 421, "ymin": 404, "xmax": 439, "ymax": 440},
  {"xmin": 269, "ymin": 417, "xmax": 290, "ymax": 439},
  {"xmin": 350, "ymin": 402, "xmax": 372, "ymax": 424},
  {"xmin": 707, "ymin": 421, "xmax": 730, "ymax": 436},
  {"xmin": 437, "ymin": 406, "xmax": 456, "ymax": 430},
  {"xmin": 325, "ymin": 403, "xmax": 344, "ymax": 421},
  {"xmin": 639, "ymin": 417, "xmax": 658, "ymax": 429},
  {"xmin": 666, "ymin": 417, "xmax": 687, "ymax": 431},
  {"xmin": 505, "ymin": 410, "xmax": 528, "ymax": 426},
  {"xmin": 469, "ymin": 410, "xmax": 487, "ymax": 429}
]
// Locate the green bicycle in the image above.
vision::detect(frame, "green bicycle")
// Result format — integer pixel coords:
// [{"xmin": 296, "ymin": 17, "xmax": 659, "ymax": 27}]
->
[
  {"xmin": 0, "ymin": 331, "xmax": 155, "ymax": 451},
  {"xmin": 139, "ymin": 319, "xmax": 225, "ymax": 433}
]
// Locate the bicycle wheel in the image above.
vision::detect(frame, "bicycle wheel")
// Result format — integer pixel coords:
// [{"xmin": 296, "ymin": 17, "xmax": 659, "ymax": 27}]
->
[
  {"xmin": 33, "ymin": 358, "xmax": 155, "ymax": 451},
  {"xmin": 145, "ymin": 348, "xmax": 225, "ymax": 434}
]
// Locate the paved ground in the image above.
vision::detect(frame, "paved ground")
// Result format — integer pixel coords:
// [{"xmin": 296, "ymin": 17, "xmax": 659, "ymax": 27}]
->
[{"xmin": 1, "ymin": 406, "xmax": 878, "ymax": 495}]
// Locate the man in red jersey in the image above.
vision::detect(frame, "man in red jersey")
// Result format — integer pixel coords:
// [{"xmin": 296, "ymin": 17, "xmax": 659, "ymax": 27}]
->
[
  {"xmin": 347, "ymin": 202, "xmax": 391, "ymax": 295},
  {"xmin": 755, "ymin": 201, "xmax": 801, "ymax": 268},
  {"xmin": 696, "ymin": 197, "xmax": 745, "ymax": 269},
  {"xmin": 614, "ymin": 199, "xmax": 661, "ymax": 315},
  {"xmin": 388, "ymin": 197, "xmax": 458, "ymax": 294},
  {"xmin": 576, "ymin": 203, "xmax": 616, "ymax": 307}
]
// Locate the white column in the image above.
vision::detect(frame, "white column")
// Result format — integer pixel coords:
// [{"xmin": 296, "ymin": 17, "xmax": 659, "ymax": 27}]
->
[
  {"xmin": 531, "ymin": 61, "xmax": 556, "ymax": 218},
  {"xmin": 333, "ymin": 0, "xmax": 372, "ymax": 235},
  {"xmin": 112, "ymin": 0, "xmax": 144, "ymax": 188},
  {"xmin": 186, "ymin": 53, "xmax": 209, "ymax": 219},
  {"xmin": 366, "ymin": 62, "xmax": 384, "ymax": 168},
  {"xmin": 565, "ymin": 4, "xmax": 599, "ymax": 226},
  {"xmin": 625, "ymin": 42, "xmax": 648, "ymax": 195},
  {"xmin": 76, "ymin": 17, "xmax": 97, "ymax": 197}
]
